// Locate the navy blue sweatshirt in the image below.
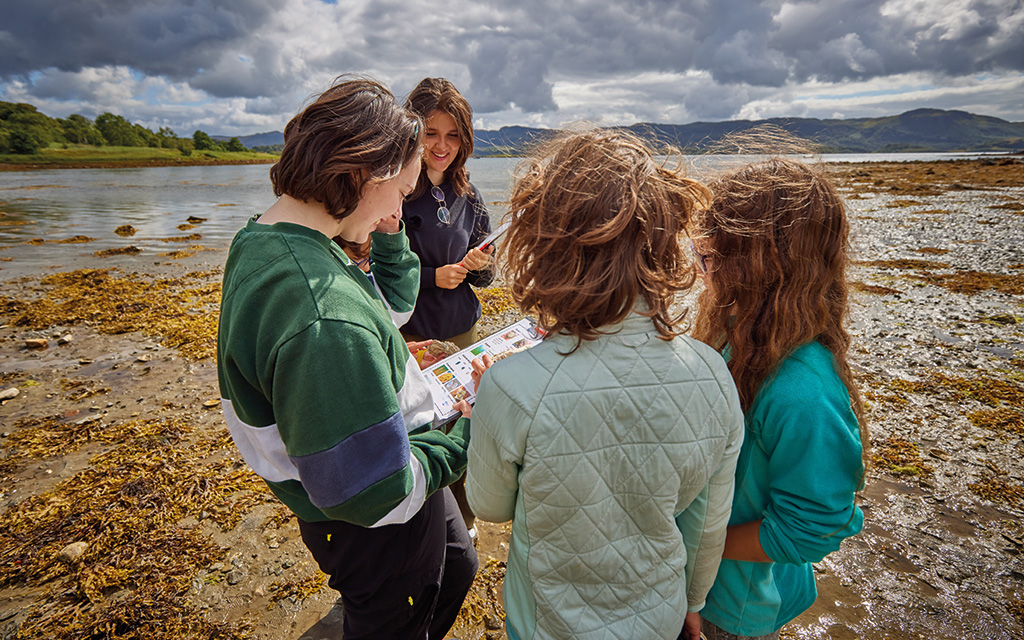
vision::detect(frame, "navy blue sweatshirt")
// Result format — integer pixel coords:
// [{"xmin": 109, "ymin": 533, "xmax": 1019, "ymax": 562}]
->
[{"xmin": 403, "ymin": 180, "xmax": 495, "ymax": 340}]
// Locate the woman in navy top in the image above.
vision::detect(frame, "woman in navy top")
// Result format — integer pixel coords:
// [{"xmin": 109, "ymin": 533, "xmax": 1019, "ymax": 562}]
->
[{"xmin": 401, "ymin": 77, "xmax": 494, "ymax": 349}]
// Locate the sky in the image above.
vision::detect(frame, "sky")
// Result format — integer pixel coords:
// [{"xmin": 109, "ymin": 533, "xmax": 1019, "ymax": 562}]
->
[{"xmin": 1, "ymin": 0, "xmax": 1022, "ymax": 137}]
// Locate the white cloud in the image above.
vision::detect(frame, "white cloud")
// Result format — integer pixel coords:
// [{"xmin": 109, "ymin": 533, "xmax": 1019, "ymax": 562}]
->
[{"xmin": 1, "ymin": 0, "xmax": 1022, "ymax": 135}]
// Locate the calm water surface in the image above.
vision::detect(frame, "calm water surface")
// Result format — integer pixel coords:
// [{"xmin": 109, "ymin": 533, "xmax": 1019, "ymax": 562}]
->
[{"xmin": 0, "ymin": 152, "xmax": 1003, "ymax": 280}]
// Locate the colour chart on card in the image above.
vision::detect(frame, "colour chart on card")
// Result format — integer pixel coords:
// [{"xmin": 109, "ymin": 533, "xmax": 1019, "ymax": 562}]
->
[{"xmin": 425, "ymin": 317, "xmax": 546, "ymax": 425}]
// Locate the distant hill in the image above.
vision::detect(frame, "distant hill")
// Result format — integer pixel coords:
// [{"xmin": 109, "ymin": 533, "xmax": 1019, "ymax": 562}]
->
[
  {"xmin": 217, "ymin": 109, "xmax": 1023, "ymax": 155},
  {"xmin": 211, "ymin": 131, "xmax": 284, "ymax": 149},
  {"xmin": 473, "ymin": 109, "xmax": 1024, "ymax": 156}
]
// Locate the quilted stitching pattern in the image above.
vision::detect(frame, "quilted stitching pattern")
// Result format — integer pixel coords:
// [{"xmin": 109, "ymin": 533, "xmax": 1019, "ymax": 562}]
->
[{"xmin": 480, "ymin": 315, "xmax": 740, "ymax": 639}]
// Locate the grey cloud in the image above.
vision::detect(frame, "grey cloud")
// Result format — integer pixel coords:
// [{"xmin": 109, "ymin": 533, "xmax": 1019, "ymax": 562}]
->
[
  {"xmin": 2, "ymin": 0, "xmax": 1023, "ymax": 133},
  {"xmin": 465, "ymin": 35, "xmax": 556, "ymax": 113},
  {"xmin": 0, "ymin": 0, "xmax": 277, "ymax": 80}
]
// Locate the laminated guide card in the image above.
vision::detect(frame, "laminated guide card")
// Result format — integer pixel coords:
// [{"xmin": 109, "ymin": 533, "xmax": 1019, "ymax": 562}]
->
[{"xmin": 426, "ymin": 317, "xmax": 546, "ymax": 426}]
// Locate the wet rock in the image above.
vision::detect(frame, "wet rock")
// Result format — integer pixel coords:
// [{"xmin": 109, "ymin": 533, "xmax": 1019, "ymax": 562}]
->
[
  {"xmin": 57, "ymin": 541, "xmax": 89, "ymax": 564},
  {"xmin": 426, "ymin": 340, "xmax": 460, "ymax": 358},
  {"xmin": 57, "ymin": 334, "xmax": 73, "ymax": 345},
  {"xmin": 25, "ymin": 338, "xmax": 47, "ymax": 349},
  {"xmin": 483, "ymin": 613, "xmax": 503, "ymax": 630},
  {"xmin": 226, "ymin": 570, "xmax": 243, "ymax": 585},
  {"xmin": 0, "ymin": 388, "xmax": 18, "ymax": 401}
]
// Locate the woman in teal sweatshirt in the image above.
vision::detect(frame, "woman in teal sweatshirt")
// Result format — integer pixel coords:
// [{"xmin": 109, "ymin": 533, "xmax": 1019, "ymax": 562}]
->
[{"xmin": 688, "ymin": 158, "xmax": 868, "ymax": 639}]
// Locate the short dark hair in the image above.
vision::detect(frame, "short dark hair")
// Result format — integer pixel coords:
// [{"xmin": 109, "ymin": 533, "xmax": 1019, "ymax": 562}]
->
[
  {"xmin": 405, "ymin": 77, "xmax": 474, "ymax": 198},
  {"xmin": 271, "ymin": 76, "xmax": 422, "ymax": 220}
]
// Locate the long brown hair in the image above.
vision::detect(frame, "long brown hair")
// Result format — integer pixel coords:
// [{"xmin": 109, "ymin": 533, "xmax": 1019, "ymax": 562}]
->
[
  {"xmin": 502, "ymin": 129, "xmax": 711, "ymax": 351},
  {"xmin": 404, "ymin": 77, "xmax": 475, "ymax": 198},
  {"xmin": 691, "ymin": 158, "xmax": 866, "ymax": 432}
]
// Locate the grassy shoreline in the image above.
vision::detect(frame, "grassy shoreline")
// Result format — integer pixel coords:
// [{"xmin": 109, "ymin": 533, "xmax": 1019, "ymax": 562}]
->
[{"xmin": 0, "ymin": 145, "xmax": 279, "ymax": 171}]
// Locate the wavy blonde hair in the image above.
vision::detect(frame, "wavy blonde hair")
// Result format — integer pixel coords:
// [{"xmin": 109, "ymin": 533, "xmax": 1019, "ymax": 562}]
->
[
  {"xmin": 692, "ymin": 158, "xmax": 866, "ymax": 436},
  {"xmin": 502, "ymin": 129, "xmax": 711, "ymax": 351}
]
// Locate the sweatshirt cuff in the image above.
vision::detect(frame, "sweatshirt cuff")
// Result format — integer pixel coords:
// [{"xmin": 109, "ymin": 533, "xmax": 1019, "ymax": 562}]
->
[
  {"xmin": 447, "ymin": 417, "xmax": 471, "ymax": 447},
  {"xmin": 370, "ymin": 221, "xmax": 408, "ymax": 250},
  {"xmin": 420, "ymin": 265, "xmax": 438, "ymax": 289}
]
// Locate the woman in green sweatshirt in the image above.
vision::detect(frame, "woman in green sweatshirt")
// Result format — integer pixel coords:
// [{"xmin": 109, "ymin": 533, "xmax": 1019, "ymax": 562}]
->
[{"xmin": 688, "ymin": 158, "xmax": 868, "ymax": 639}]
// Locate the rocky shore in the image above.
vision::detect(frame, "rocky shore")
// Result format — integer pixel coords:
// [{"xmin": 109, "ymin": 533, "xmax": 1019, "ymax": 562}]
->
[{"xmin": 0, "ymin": 158, "xmax": 1022, "ymax": 639}]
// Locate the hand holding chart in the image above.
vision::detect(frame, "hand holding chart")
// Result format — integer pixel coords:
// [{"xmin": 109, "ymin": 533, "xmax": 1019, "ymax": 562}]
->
[{"xmin": 424, "ymin": 318, "xmax": 546, "ymax": 426}]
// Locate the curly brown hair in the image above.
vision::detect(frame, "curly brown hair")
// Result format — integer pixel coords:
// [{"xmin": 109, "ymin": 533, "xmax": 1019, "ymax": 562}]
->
[
  {"xmin": 271, "ymin": 75, "xmax": 422, "ymax": 221},
  {"xmin": 691, "ymin": 158, "xmax": 865, "ymax": 430},
  {"xmin": 405, "ymin": 77, "xmax": 475, "ymax": 199},
  {"xmin": 501, "ymin": 129, "xmax": 711, "ymax": 351}
]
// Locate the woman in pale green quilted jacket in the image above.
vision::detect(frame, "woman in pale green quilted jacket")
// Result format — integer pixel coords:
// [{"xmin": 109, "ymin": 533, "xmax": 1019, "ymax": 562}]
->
[{"xmin": 458, "ymin": 130, "xmax": 745, "ymax": 640}]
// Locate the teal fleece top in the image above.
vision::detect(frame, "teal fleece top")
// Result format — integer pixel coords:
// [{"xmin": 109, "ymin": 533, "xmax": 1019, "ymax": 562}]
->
[
  {"xmin": 701, "ymin": 341, "xmax": 864, "ymax": 636},
  {"xmin": 217, "ymin": 217, "xmax": 470, "ymax": 528}
]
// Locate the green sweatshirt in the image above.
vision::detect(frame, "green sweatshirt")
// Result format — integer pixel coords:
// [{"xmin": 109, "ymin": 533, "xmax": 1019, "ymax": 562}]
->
[{"xmin": 217, "ymin": 216, "xmax": 469, "ymax": 527}]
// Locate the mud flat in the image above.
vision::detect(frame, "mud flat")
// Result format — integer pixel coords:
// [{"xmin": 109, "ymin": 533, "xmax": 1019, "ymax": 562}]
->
[{"xmin": 0, "ymin": 158, "xmax": 1022, "ymax": 639}]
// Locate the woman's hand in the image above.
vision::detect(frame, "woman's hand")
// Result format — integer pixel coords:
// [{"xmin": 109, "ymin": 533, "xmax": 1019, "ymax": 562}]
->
[
  {"xmin": 407, "ymin": 340, "xmax": 442, "ymax": 370},
  {"xmin": 461, "ymin": 245, "xmax": 494, "ymax": 271},
  {"xmin": 452, "ymin": 355, "xmax": 494, "ymax": 419},
  {"xmin": 436, "ymin": 263, "xmax": 469, "ymax": 289},
  {"xmin": 375, "ymin": 209, "xmax": 402, "ymax": 234},
  {"xmin": 469, "ymin": 354, "xmax": 494, "ymax": 390},
  {"xmin": 453, "ymin": 399, "xmax": 473, "ymax": 419},
  {"xmin": 680, "ymin": 612, "xmax": 702, "ymax": 640}
]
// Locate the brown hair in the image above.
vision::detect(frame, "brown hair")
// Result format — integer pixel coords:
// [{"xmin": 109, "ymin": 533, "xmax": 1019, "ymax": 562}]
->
[
  {"xmin": 691, "ymin": 158, "xmax": 866, "ymax": 438},
  {"xmin": 405, "ymin": 77, "xmax": 474, "ymax": 198},
  {"xmin": 502, "ymin": 129, "xmax": 711, "ymax": 351},
  {"xmin": 271, "ymin": 76, "xmax": 422, "ymax": 221}
]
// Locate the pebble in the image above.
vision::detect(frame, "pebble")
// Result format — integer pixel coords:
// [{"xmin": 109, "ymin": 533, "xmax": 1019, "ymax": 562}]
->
[
  {"xmin": 483, "ymin": 613, "xmax": 503, "ymax": 630},
  {"xmin": 0, "ymin": 388, "xmax": 18, "ymax": 401},
  {"xmin": 57, "ymin": 334, "xmax": 73, "ymax": 345},
  {"xmin": 56, "ymin": 542, "xmax": 89, "ymax": 564},
  {"xmin": 25, "ymin": 338, "xmax": 47, "ymax": 349}
]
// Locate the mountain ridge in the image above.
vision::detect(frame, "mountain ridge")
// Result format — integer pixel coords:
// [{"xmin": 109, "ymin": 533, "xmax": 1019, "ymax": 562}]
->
[{"xmin": 215, "ymin": 109, "xmax": 1024, "ymax": 154}]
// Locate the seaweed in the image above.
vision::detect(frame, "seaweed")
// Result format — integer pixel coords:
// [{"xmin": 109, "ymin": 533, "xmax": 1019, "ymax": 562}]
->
[
  {"xmin": 477, "ymin": 286, "xmax": 518, "ymax": 316},
  {"xmin": 968, "ymin": 408, "xmax": 1024, "ymax": 436},
  {"xmin": 852, "ymin": 282, "xmax": 903, "ymax": 296},
  {"xmin": 5, "ymin": 268, "xmax": 220, "ymax": 360},
  {"xmin": 912, "ymin": 270, "xmax": 1024, "ymax": 296},
  {"xmin": 0, "ymin": 416, "xmax": 271, "ymax": 638},
  {"xmin": 855, "ymin": 259, "xmax": 949, "ymax": 271},
  {"xmin": 887, "ymin": 371, "xmax": 1024, "ymax": 408},
  {"xmin": 872, "ymin": 435, "xmax": 931, "ymax": 478}
]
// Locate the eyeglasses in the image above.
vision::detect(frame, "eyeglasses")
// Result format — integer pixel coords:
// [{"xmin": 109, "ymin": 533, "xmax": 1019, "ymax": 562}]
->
[
  {"xmin": 690, "ymin": 241, "xmax": 709, "ymax": 273},
  {"xmin": 431, "ymin": 185, "xmax": 451, "ymax": 225}
]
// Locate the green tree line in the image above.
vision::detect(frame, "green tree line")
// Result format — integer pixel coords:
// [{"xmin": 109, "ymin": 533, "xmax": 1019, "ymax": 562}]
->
[{"xmin": 0, "ymin": 101, "xmax": 246, "ymax": 155}]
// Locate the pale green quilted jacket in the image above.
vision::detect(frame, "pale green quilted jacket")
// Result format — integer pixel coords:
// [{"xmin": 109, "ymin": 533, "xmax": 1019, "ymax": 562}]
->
[{"xmin": 467, "ymin": 312, "xmax": 744, "ymax": 640}]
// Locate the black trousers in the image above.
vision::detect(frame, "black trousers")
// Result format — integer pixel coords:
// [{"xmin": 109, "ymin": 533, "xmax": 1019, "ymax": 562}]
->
[{"xmin": 297, "ymin": 487, "xmax": 478, "ymax": 640}]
